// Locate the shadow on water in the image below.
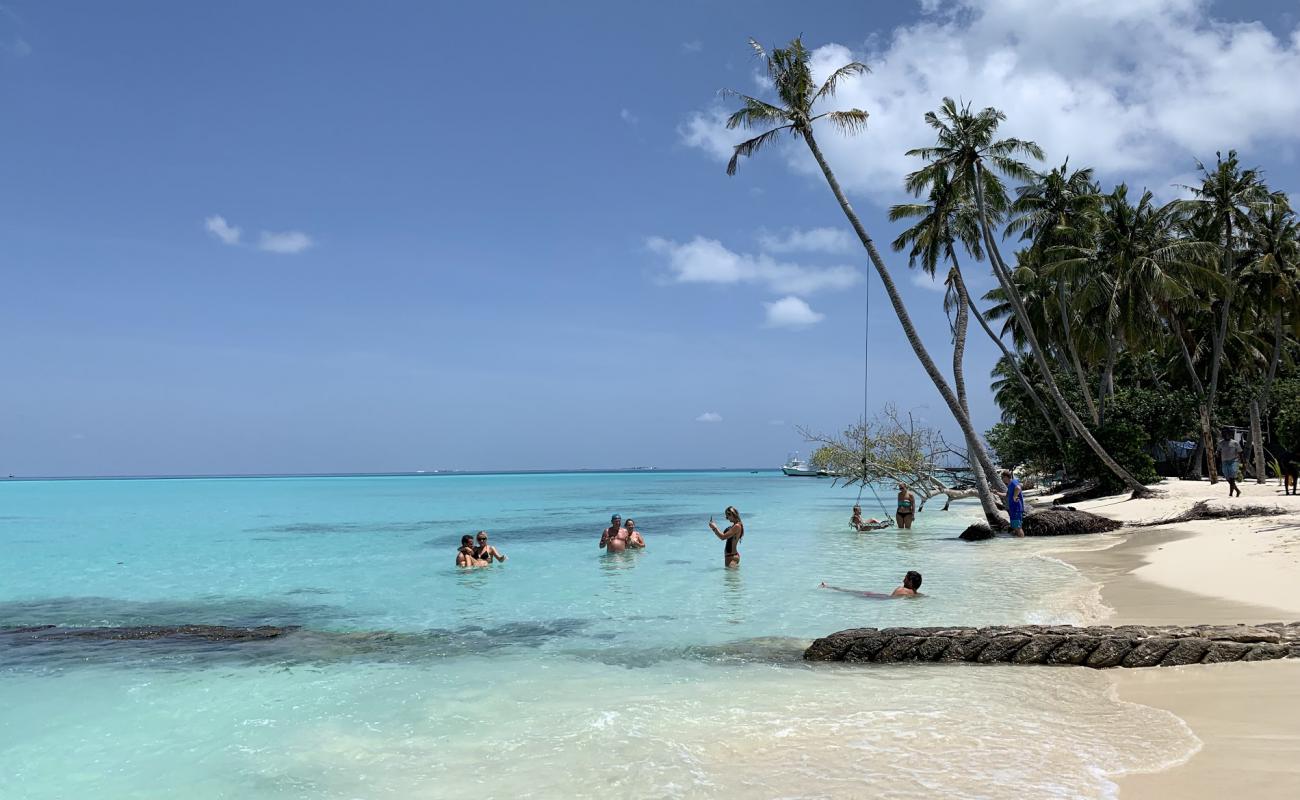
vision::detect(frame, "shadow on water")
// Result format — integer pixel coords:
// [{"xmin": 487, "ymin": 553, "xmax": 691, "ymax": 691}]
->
[
  {"xmin": 0, "ymin": 596, "xmax": 345, "ymax": 629},
  {"xmin": 423, "ymin": 512, "xmax": 710, "ymax": 549},
  {"xmin": 246, "ymin": 520, "xmax": 446, "ymax": 535}
]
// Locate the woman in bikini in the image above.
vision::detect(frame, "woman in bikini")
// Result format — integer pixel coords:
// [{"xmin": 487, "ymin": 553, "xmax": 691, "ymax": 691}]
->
[
  {"xmin": 707, "ymin": 506, "xmax": 744, "ymax": 568},
  {"xmin": 895, "ymin": 483, "xmax": 915, "ymax": 529}
]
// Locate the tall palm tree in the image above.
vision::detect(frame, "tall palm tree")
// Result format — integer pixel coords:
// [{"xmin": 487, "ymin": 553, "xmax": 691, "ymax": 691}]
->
[
  {"xmin": 905, "ymin": 98, "xmax": 1150, "ymax": 495},
  {"xmin": 1178, "ymin": 151, "xmax": 1270, "ymax": 481},
  {"xmin": 889, "ymin": 169, "xmax": 1011, "ymax": 490},
  {"xmin": 1239, "ymin": 195, "xmax": 1300, "ymax": 478},
  {"xmin": 723, "ymin": 38, "xmax": 1005, "ymax": 525},
  {"xmin": 1008, "ymin": 160, "xmax": 1103, "ymax": 424}
]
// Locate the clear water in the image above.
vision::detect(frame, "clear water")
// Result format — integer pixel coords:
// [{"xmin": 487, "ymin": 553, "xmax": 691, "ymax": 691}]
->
[{"xmin": 1, "ymin": 472, "xmax": 1195, "ymax": 798}]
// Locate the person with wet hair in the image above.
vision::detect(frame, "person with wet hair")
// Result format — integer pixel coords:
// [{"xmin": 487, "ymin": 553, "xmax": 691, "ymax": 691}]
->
[
  {"xmin": 473, "ymin": 530, "xmax": 507, "ymax": 563},
  {"xmin": 819, "ymin": 570, "xmax": 924, "ymax": 598},
  {"xmin": 623, "ymin": 518, "xmax": 645, "ymax": 549},
  {"xmin": 457, "ymin": 534, "xmax": 487, "ymax": 568}
]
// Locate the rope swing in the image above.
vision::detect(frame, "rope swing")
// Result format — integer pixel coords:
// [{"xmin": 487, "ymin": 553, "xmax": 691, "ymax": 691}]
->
[{"xmin": 855, "ymin": 264, "xmax": 894, "ymax": 529}]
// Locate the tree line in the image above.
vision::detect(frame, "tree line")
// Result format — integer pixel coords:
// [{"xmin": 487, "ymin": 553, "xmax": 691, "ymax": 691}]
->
[{"xmin": 718, "ymin": 37, "xmax": 1299, "ymax": 526}]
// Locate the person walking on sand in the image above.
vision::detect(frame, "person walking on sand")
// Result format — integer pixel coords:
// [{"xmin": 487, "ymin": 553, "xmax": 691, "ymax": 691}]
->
[
  {"xmin": 599, "ymin": 514, "xmax": 628, "ymax": 554},
  {"xmin": 896, "ymin": 483, "xmax": 916, "ymax": 529},
  {"xmin": 472, "ymin": 531, "xmax": 507, "ymax": 563},
  {"xmin": 1002, "ymin": 470, "xmax": 1025, "ymax": 537},
  {"xmin": 707, "ymin": 506, "xmax": 744, "ymax": 568},
  {"xmin": 624, "ymin": 518, "xmax": 645, "ymax": 549},
  {"xmin": 1218, "ymin": 429, "xmax": 1243, "ymax": 497}
]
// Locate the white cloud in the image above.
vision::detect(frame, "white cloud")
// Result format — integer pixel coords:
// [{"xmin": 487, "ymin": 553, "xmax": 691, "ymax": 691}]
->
[
  {"xmin": 620, "ymin": 108, "xmax": 639, "ymax": 125},
  {"xmin": 682, "ymin": 40, "xmax": 704, "ymax": 54},
  {"xmin": 764, "ymin": 296, "xmax": 825, "ymax": 328},
  {"xmin": 647, "ymin": 235, "xmax": 860, "ymax": 294},
  {"xmin": 684, "ymin": 0, "xmax": 1300, "ymax": 200},
  {"xmin": 696, "ymin": 412, "xmax": 723, "ymax": 423},
  {"xmin": 204, "ymin": 215, "xmax": 242, "ymax": 246},
  {"xmin": 757, "ymin": 226, "xmax": 854, "ymax": 254},
  {"xmin": 910, "ymin": 270, "xmax": 947, "ymax": 292},
  {"xmin": 258, "ymin": 230, "xmax": 313, "ymax": 254}
]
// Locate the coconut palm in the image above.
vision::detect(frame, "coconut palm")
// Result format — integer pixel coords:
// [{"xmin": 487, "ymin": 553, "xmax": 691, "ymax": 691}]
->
[
  {"xmin": 1008, "ymin": 160, "xmax": 1103, "ymax": 424},
  {"xmin": 1239, "ymin": 195, "xmax": 1300, "ymax": 478},
  {"xmin": 890, "ymin": 170, "xmax": 1064, "ymax": 472},
  {"xmin": 1178, "ymin": 151, "xmax": 1271, "ymax": 480},
  {"xmin": 722, "ymin": 38, "xmax": 1005, "ymax": 524},
  {"xmin": 905, "ymin": 98, "xmax": 1149, "ymax": 494}
]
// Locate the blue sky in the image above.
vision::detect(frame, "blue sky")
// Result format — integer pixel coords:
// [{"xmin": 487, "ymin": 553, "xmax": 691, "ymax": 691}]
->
[{"xmin": 2, "ymin": 0, "xmax": 1299, "ymax": 476}]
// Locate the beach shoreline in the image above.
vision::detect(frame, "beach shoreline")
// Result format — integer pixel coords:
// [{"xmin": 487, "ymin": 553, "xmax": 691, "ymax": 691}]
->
[{"xmin": 1052, "ymin": 477, "xmax": 1300, "ymax": 798}]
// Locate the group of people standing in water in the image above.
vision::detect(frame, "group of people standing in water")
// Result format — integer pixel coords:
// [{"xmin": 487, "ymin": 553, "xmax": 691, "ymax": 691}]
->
[{"xmin": 456, "ymin": 507, "xmax": 748, "ymax": 569}]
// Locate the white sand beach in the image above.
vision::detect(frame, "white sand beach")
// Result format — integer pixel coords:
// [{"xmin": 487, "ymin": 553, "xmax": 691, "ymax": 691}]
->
[{"xmin": 1056, "ymin": 478, "xmax": 1300, "ymax": 798}]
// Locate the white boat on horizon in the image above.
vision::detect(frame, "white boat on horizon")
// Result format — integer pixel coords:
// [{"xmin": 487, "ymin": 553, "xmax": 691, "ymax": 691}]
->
[{"xmin": 781, "ymin": 454, "xmax": 822, "ymax": 477}]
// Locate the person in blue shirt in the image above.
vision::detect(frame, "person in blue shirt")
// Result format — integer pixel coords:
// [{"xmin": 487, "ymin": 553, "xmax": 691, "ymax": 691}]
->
[{"xmin": 1002, "ymin": 469, "xmax": 1025, "ymax": 537}]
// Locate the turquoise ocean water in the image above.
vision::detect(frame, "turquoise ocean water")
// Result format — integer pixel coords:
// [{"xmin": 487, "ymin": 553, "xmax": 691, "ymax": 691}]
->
[{"xmin": 1, "ymin": 472, "xmax": 1195, "ymax": 798}]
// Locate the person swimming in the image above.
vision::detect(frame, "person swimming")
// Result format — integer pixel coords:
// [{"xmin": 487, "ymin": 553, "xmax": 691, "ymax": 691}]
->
[
  {"xmin": 819, "ymin": 570, "xmax": 923, "ymax": 598},
  {"xmin": 456, "ymin": 534, "xmax": 487, "ymax": 568},
  {"xmin": 472, "ymin": 531, "xmax": 507, "ymax": 563},
  {"xmin": 707, "ymin": 506, "xmax": 744, "ymax": 568},
  {"xmin": 599, "ymin": 514, "xmax": 629, "ymax": 554}
]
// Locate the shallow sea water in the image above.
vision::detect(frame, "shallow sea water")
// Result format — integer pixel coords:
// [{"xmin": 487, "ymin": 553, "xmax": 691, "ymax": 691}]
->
[{"xmin": 0, "ymin": 472, "xmax": 1196, "ymax": 798}]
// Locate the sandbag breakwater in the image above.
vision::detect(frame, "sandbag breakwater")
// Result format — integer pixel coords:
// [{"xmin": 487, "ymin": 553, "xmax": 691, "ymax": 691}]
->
[{"xmin": 805, "ymin": 622, "xmax": 1300, "ymax": 668}]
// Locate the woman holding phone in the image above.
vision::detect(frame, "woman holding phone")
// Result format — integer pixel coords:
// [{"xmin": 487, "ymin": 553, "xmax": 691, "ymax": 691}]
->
[{"xmin": 708, "ymin": 506, "xmax": 744, "ymax": 568}]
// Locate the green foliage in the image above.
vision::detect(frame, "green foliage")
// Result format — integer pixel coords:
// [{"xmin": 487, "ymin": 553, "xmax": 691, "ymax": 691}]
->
[{"xmin": 1274, "ymin": 378, "xmax": 1300, "ymax": 451}]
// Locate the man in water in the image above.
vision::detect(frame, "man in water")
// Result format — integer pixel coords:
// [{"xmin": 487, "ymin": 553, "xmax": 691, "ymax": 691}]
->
[
  {"xmin": 473, "ymin": 531, "xmax": 507, "ymax": 563},
  {"xmin": 819, "ymin": 571, "xmax": 923, "ymax": 598},
  {"xmin": 1002, "ymin": 469, "xmax": 1024, "ymax": 537},
  {"xmin": 599, "ymin": 514, "xmax": 628, "ymax": 553},
  {"xmin": 457, "ymin": 534, "xmax": 487, "ymax": 568},
  {"xmin": 623, "ymin": 518, "xmax": 645, "ymax": 549},
  {"xmin": 1218, "ymin": 429, "xmax": 1243, "ymax": 497}
]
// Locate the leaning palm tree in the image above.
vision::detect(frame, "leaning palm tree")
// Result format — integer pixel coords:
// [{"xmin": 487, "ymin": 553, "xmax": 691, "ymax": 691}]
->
[
  {"xmin": 905, "ymin": 98, "xmax": 1149, "ymax": 495},
  {"xmin": 890, "ymin": 168, "xmax": 1064, "ymax": 474},
  {"xmin": 723, "ymin": 38, "xmax": 1004, "ymax": 525}
]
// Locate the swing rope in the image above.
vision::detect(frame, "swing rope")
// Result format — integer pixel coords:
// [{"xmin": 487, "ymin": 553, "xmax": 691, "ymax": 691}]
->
[{"xmin": 855, "ymin": 262, "xmax": 894, "ymax": 525}]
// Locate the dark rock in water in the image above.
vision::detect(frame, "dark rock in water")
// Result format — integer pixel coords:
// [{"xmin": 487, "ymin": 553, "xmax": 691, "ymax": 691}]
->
[
  {"xmin": 1022, "ymin": 507, "xmax": 1123, "ymax": 536},
  {"xmin": 805, "ymin": 622, "xmax": 1300, "ymax": 669},
  {"xmin": 958, "ymin": 524, "xmax": 995, "ymax": 541},
  {"xmin": 3, "ymin": 624, "xmax": 296, "ymax": 642}
]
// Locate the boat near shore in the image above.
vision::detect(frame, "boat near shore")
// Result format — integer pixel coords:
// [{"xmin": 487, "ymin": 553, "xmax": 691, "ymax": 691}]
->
[{"xmin": 781, "ymin": 454, "xmax": 821, "ymax": 477}]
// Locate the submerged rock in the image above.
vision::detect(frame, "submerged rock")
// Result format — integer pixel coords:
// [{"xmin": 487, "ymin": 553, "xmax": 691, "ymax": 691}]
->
[{"xmin": 805, "ymin": 622, "xmax": 1300, "ymax": 668}]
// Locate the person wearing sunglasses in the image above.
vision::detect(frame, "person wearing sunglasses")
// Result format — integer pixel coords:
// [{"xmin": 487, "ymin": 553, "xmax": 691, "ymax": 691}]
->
[{"xmin": 472, "ymin": 530, "xmax": 507, "ymax": 563}]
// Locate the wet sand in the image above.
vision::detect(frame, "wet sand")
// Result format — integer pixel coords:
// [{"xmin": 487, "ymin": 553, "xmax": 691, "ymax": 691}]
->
[{"xmin": 1055, "ymin": 479, "xmax": 1300, "ymax": 798}]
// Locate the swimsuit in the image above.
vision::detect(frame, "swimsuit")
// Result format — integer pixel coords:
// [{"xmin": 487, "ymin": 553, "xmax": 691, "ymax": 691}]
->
[
  {"xmin": 724, "ymin": 525, "xmax": 743, "ymax": 563},
  {"xmin": 897, "ymin": 497, "xmax": 914, "ymax": 516}
]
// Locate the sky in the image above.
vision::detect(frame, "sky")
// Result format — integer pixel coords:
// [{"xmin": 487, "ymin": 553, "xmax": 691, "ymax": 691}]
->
[{"xmin": 2, "ymin": 0, "xmax": 1300, "ymax": 476}]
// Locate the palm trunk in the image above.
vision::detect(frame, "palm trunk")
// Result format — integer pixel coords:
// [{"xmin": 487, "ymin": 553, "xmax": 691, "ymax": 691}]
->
[
  {"xmin": 1204, "ymin": 222, "xmax": 1235, "ymax": 484},
  {"xmin": 1246, "ymin": 312, "xmax": 1284, "ymax": 483},
  {"xmin": 802, "ymin": 130, "xmax": 1006, "ymax": 526},
  {"xmin": 1171, "ymin": 315, "xmax": 1213, "ymax": 480},
  {"xmin": 1058, "ymin": 280, "xmax": 1098, "ymax": 425},
  {"xmin": 971, "ymin": 163, "xmax": 1148, "ymax": 495},
  {"xmin": 951, "ymin": 266, "xmax": 1006, "ymax": 492},
  {"xmin": 969, "ymin": 292, "xmax": 1068, "ymax": 457},
  {"xmin": 1097, "ymin": 334, "xmax": 1117, "ymax": 428}
]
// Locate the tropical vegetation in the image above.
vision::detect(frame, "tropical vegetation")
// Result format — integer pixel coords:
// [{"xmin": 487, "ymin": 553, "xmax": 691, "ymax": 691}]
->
[{"xmin": 719, "ymin": 37, "xmax": 1300, "ymax": 522}]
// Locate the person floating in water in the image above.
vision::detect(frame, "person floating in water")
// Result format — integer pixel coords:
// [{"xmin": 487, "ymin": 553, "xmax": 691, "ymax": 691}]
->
[
  {"xmin": 1218, "ymin": 429, "xmax": 1243, "ymax": 497},
  {"xmin": 456, "ymin": 534, "xmax": 487, "ymax": 568},
  {"xmin": 707, "ymin": 506, "xmax": 744, "ymax": 568},
  {"xmin": 1002, "ymin": 469, "xmax": 1024, "ymax": 537},
  {"xmin": 599, "ymin": 514, "xmax": 629, "ymax": 553},
  {"xmin": 473, "ymin": 531, "xmax": 507, "ymax": 563},
  {"xmin": 623, "ymin": 518, "xmax": 645, "ymax": 549},
  {"xmin": 819, "ymin": 570, "xmax": 923, "ymax": 598},
  {"xmin": 896, "ymin": 483, "xmax": 915, "ymax": 529}
]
